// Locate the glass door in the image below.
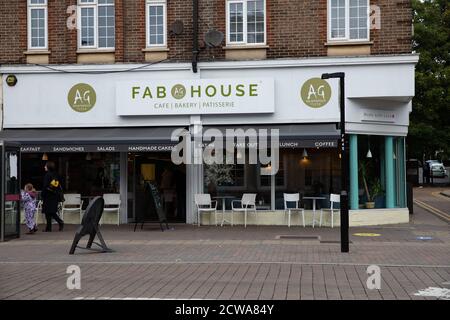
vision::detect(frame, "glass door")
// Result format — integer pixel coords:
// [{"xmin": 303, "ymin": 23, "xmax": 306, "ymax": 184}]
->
[
  {"xmin": 1, "ymin": 144, "xmax": 21, "ymax": 241},
  {"xmin": 128, "ymin": 152, "xmax": 186, "ymax": 223}
]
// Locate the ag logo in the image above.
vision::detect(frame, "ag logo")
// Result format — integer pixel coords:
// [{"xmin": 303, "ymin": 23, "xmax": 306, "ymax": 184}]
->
[
  {"xmin": 68, "ymin": 83, "xmax": 96, "ymax": 112},
  {"xmin": 301, "ymin": 78, "xmax": 331, "ymax": 108},
  {"xmin": 171, "ymin": 84, "xmax": 186, "ymax": 100}
]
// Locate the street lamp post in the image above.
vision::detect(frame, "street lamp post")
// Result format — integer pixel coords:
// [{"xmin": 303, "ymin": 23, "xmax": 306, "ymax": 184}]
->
[{"xmin": 321, "ymin": 72, "xmax": 349, "ymax": 253}]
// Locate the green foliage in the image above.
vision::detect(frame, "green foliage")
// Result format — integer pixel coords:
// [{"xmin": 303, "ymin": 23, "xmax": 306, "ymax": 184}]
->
[
  {"xmin": 359, "ymin": 160, "xmax": 384, "ymax": 202},
  {"xmin": 370, "ymin": 179, "xmax": 384, "ymax": 199},
  {"xmin": 409, "ymin": 0, "xmax": 450, "ymax": 161}
]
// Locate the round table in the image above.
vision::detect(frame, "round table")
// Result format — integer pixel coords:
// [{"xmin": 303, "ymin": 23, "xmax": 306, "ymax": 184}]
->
[
  {"xmin": 213, "ymin": 196, "xmax": 236, "ymax": 226},
  {"xmin": 303, "ymin": 196, "xmax": 326, "ymax": 227}
]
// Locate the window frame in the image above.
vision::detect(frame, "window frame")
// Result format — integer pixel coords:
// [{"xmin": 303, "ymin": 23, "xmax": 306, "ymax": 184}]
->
[
  {"xmin": 77, "ymin": 0, "xmax": 115, "ymax": 50},
  {"xmin": 327, "ymin": 0, "xmax": 370, "ymax": 43},
  {"xmin": 27, "ymin": 0, "xmax": 48, "ymax": 50},
  {"xmin": 145, "ymin": 0, "xmax": 167, "ymax": 48},
  {"xmin": 226, "ymin": 0, "xmax": 267, "ymax": 46}
]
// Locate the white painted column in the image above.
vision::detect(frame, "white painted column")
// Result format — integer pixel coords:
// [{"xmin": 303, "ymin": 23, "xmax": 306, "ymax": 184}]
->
[
  {"xmin": 186, "ymin": 118, "xmax": 203, "ymax": 224},
  {"xmin": 119, "ymin": 152, "xmax": 128, "ymax": 224}
]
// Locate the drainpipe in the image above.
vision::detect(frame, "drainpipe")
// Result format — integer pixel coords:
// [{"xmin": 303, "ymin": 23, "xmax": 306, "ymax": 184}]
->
[{"xmin": 192, "ymin": 0, "xmax": 199, "ymax": 73}]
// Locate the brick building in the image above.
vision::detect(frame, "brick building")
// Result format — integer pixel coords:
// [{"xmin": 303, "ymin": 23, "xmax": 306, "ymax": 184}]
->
[{"xmin": 0, "ymin": 1, "xmax": 418, "ymax": 238}]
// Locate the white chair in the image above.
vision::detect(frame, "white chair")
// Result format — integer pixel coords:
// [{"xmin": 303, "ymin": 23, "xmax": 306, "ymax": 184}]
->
[
  {"xmin": 321, "ymin": 193, "xmax": 340, "ymax": 228},
  {"xmin": 35, "ymin": 200, "xmax": 45, "ymax": 225},
  {"xmin": 284, "ymin": 193, "xmax": 305, "ymax": 227},
  {"xmin": 61, "ymin": 194, "xmax": 84, "ymax": 224},
  {"xmin": 101, "ymin": 193, "xmax": 121, "ymax": 226},
  {"xmin": 194, "ymin": 194, "xmax": 218, "ymax": 227},
  {"xmin": 231, "ymin": 193, "xmax": 257, "ymax": 228}
]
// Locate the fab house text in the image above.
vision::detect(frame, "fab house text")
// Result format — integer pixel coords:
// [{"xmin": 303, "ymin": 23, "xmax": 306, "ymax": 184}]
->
[{"xmin": 116, "ymin": 79, "xmax": 275, "ymax": 116}]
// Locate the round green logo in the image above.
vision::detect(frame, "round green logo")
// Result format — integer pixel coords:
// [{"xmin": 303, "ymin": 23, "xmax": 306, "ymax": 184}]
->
[
  {"xmin": 301, "ymin": 78, "xmax": 332, "ymax": 108},
  {"xmin": 171, "ymin": 84, "xmax": 186, "ymax": 100},
  {"xmin": 67, "ymin": 83, "xmax": 96, "ymax": 112}
]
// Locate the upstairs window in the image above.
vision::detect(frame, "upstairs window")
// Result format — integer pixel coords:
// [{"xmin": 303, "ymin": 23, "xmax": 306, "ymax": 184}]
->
[
  {"xmin": 28, "ymin": 0, "xmax": 48, "ymax": 50},
  {"xmin": 146, "ymin": 0, "xmax": 167, "ymax": 47},
  {"xmin": 78, "ymin": 0, "xmax": 115, "ymax": 49},
  {"xmin": 329, "ymin": 0, "xmax": 369, "ymax": 42},
  {"xmin": 226, "ymin": 0, "xmax": 266, "ymax": 45}
]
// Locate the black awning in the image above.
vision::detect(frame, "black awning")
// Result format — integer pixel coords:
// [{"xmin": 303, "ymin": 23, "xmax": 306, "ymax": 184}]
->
[
  {"xmin": 0, "ymin": 127, "xmax": 186, "ymax": 153},
  {"xmin": 199, "ymin": 124, "xmax": 340, "ymax": 148}
]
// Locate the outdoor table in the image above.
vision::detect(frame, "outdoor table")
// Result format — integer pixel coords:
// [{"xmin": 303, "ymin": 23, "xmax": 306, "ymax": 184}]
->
[
  {"xmin": 303, "ymin": 196, "xmax": 326, "ymax": 227},
  {"xmin": 213, "ymin": 196, "xmax": 236, "ymax": 226}
]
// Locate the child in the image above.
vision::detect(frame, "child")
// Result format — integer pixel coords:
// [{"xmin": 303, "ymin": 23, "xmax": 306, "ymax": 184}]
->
[{"xmin": 21, "ymin": 183, "xmax": 38, "ymax": 234}]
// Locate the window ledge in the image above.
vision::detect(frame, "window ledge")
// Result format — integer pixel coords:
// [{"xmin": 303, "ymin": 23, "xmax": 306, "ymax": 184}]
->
[
  {"xmin": 223, "ymin": 45, "xmax": 269, "ymax": 50},
  {"xmin": 77, "ymin": 49, "xmax": 116, "ymax": 54},
  {"xmin": 325, "ymin": 41, "xmax": 374, "ymax": 47},
  {"xmin": 142, "ymin": 47, "xmax": 169, "ymax": 52},
  {"xmin": 24, "ymin": 50, "xmax": 51, "ymax": 55}
]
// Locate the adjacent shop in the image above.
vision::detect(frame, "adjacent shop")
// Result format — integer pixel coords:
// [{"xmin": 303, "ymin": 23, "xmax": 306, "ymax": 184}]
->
[{"xmin": 0, "ymin": 55, "xmax": 418, "ymax": 226}]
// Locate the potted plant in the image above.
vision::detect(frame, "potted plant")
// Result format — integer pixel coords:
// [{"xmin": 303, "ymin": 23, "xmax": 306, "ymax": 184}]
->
[
  {"xmin": 359, "ymin": 160, "xmax": 375, "ymax": 209},
  {"xmin": 371, "ymin": 179, "xmax": 385, "ymax": 208}
]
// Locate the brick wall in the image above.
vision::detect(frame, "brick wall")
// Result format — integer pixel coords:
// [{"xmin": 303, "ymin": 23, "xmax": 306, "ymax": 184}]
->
[
  {"xmin": 267, "ymin": 0, "xmax": 328, "ymax": 59},
  {"xmin": 0, "ymin": 0, "xmax": 413, "ymax": 65},
  {"xmin": 0, "ymin": 0, "xmax": 27, "ymax": 64},
  {"xmin": 123, "ymin": 0, "xmax": 145, "ymax": 62},
  {"xmin": 371, "ymin": 0, "xmax": 413, "ymax": 55},
  {"xmin": 48, "ymin": 0, "xmax": 77, "ymax": 64}
]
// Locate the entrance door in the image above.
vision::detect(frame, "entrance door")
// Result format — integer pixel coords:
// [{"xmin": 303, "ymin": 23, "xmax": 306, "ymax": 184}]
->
[
  {"xmin": 128, "ymin": 153, "xmax": 186, "ymax": 223},
  {"xmin": 1, "ymin": 143, "xmax": 21, "ymax": 241}
]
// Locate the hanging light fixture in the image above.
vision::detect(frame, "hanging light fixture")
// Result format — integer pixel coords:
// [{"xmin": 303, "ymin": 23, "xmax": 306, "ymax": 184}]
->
[
  {"xmin": 42, "ymin": 153, "xmax": 48, "ymax": 161},
  {"xmin": 302, "ymin": 148, "xmax": 308, "ymax": 159},
  {"xmin": 86, "ymin": 153, "xmax": 92, "ymax": 161},
  {"xmin": 366, "ymin": 135, "xmax": 372, "ymax": 158}
]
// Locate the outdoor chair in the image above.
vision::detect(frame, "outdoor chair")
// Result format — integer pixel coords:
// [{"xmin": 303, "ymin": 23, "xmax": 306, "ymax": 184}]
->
[
  {"xmin": 321, "ymin": 193, "xmax": 340, "ymax": 228},
  {"xmin": 194, "ymin": 194, "xmax": 218, "ymax": 227},
  {"xmin": 101, "ymin": 193, "xmax": 121, "ymax": 226},
  {"xmin": 231, "ymin": 193, "xmax": 257, "ymax": 228},
  {"xmin": 61, "ymin": 194, "xmax": 84, "ymax": 224},
  {"xmin": 35, "ymin": 200, "xmax": 46, "ymax": 225},
  {"xmin": 283, "ymin": 193, "xmax": 305, "ymax": 227}
]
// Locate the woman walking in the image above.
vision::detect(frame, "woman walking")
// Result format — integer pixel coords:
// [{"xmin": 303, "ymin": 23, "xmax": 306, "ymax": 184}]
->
[
  {"xmin": 21, "ymin": 183, "xmax": 38, "ymax": 234},
  {"xmin": 41, "ymin": 161, "xmax": 64, "ymax": 232}
]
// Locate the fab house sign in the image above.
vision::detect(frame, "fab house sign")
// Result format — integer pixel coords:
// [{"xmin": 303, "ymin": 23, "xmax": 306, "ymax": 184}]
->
[{"xmin": 116, "ymin": 78, "xmax": 275, "ymax": 116}]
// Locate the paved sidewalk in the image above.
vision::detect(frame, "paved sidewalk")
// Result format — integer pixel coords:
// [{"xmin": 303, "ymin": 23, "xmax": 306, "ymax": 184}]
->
[{"xmin": 0, "ymin": 205, "xmax": 449, "ymax": 300}]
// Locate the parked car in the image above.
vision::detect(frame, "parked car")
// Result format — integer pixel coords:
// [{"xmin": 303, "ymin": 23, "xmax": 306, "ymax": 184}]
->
[{"xmin": 430, "ymin": 163, "xmax": 448, "ymax": 178}]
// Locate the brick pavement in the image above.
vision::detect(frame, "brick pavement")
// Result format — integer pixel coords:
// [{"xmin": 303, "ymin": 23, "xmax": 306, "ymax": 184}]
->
[{"xmin": 0, "ymin": 205, "xmax": 449, "ymax": 300}]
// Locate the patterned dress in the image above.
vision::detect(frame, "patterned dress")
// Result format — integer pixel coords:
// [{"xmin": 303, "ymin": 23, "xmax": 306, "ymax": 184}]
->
[{"xmin": 21, "ymin": 191, "xmax": 37, "ymax": 229}]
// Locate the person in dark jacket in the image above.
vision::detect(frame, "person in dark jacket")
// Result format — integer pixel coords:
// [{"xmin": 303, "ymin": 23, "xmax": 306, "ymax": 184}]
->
[{"xmin": 41, "ymin": 161, "xmax": 64, "ymax": 232}]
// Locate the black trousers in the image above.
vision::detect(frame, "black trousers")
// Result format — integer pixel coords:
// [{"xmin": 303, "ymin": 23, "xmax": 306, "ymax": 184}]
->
[{"xmin": 45, "ymin": 212, "xmax": 64, "ymax": 231}]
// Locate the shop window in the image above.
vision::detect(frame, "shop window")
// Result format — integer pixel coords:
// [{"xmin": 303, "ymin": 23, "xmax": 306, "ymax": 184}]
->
[
  {"xmin": 226, "ymin": 0, "xmax": 266, "ymax": 45},
  {"xmin": 146, "ymin": 0, "xmax": 167, "ymax": 48},
  {"xmin": 78, "ymin": 0, "xmax": 115, "ymax": 49},
  {"xmin": 28, "ymin": 0, "xmax": 48, "ymax": 50},
  {"xmin": 21, "ymin": 153, "xmax": 120, "ymax": 208},
  {"xmin": 328, "ymin": 0, "xmax": 369, "ymax": 42},
  {"xmin": 203, "ymin": 148, "xmax": 340, "ymax": 211},
  {"xmin": 275, "ymin": 149, "xmax": 341, "ymax": 210}
]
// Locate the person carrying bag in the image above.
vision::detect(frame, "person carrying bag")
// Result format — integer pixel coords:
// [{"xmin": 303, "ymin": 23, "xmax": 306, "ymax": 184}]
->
[{"xmin": 41, "ymin": 161, "xmax": 64, "ymax": 232}]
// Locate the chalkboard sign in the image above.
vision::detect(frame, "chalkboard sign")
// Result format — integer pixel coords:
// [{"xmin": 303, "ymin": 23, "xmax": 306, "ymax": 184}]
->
[
  {"xmin": 69, "ymin": 197, "xmax": 113, "ymax": 254},
  {"xmin": 133, "ymin": 181, "xmax": 170, "ymax": 232},
  {"xmin": 147, "ymin": 181, "xmax": 167, "ymax": 223}
]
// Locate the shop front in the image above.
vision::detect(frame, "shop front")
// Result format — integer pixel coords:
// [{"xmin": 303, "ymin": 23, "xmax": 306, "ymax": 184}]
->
[{"xmin": 0, "ymin": 55, "xmax": 418, "ymax": 226}]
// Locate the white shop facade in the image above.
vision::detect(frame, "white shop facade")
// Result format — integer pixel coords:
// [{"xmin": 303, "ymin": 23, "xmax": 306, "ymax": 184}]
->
[{"xmin": 0, "ymin": 55, "xmax": 418, "ymax": 227}]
